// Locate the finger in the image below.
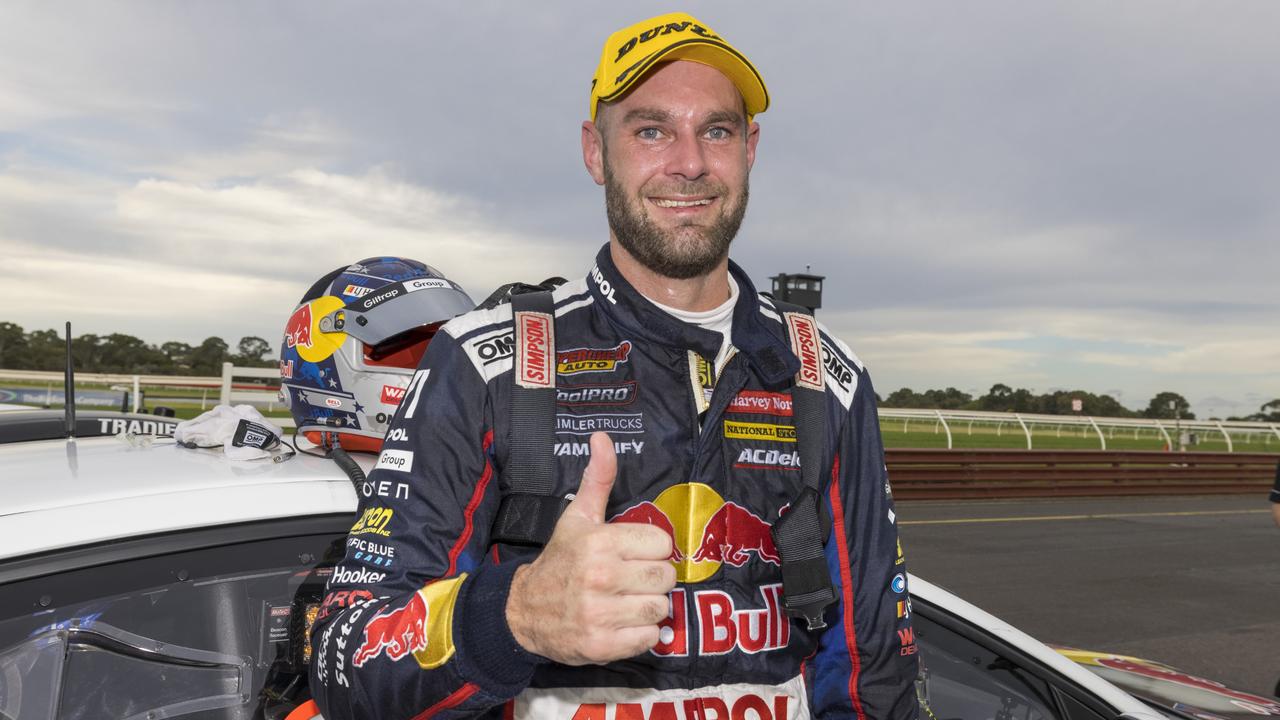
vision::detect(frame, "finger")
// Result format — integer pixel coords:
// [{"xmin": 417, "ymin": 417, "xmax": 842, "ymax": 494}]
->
[
  {"xmin": 609, "ymin": 624, "xmax": 663, "ymax": 660},
  {"xmin": 609, "ymin": 560, "xmax": 677, "ymax": 595},
  {"xmin": 607, "ymin": 523, "xmax": 675, "ymax": 562},
  {"xmin": 565, "ymin": 432, "xmax": 617, "ymax": 522},
  {"xmin": 603, "ymin": 594, "xmax": 672, "ymax": 630}
]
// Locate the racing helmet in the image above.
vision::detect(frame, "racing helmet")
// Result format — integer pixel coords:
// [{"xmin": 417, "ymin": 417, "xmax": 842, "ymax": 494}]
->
[{"xmin": 280, "ymin": 257, "xmax": 474, "ymax": 452}]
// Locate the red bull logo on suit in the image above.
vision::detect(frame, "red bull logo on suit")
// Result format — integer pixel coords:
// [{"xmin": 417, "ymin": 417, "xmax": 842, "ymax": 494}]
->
[
  {"xmin": 609, "ymin": 483, "xmax": 779, "ymax": 584},
  {"xmin": 351, "ymin": 575, "xmax": 466, "ymax": 670}
]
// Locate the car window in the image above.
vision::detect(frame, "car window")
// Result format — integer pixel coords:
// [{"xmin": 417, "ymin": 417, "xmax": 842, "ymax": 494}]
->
[
  {"xmin": 0, "ymin": 529, "xmax": 347, "ymax": 720},
  {"xmin": 914, "ymin": 610, "xmax": 1064, "ymax": 720}
]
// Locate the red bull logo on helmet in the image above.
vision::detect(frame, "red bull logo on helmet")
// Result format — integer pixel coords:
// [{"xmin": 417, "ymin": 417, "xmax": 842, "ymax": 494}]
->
[
  {"xmin": 285, "ymin": 304, "xmax": 313, "ymax": 349},
  {"xmin": 610, "ymin": 483, "xmax": 778, "ymax": 584}
]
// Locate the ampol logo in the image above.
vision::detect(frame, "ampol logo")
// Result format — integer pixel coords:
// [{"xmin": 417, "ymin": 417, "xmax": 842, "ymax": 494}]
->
[{"xmin": 610, "ymin": 483, "xmax": 778, "ymax": 584}]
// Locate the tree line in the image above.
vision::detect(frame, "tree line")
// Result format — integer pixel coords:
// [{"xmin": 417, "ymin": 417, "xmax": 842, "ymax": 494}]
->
[
  {"xmin": 4, "ymin": 323, "xmax": 1276, "ymax": 422},
  {"xmin": 0, "ymin": 323, "xmax": 275, "ymax": 376},
  {"xmin": 878, "ymin": 383, "xmax": 1280, "ymax": 423}
]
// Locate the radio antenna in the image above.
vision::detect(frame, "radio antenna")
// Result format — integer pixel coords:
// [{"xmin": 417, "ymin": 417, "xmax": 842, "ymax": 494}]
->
[{"xmin": 65, "ymin": 321, "xmax": 76, "ymax": 439}]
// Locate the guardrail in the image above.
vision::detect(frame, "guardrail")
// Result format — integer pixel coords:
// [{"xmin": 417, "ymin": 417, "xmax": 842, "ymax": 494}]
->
[
  {"xmin": 878, "ymin": 408, "xmax": 1280, "ymax": 452},
  {"xmin": 885, "ymin": 449, "xmax": 1279, "ymax": 500}
]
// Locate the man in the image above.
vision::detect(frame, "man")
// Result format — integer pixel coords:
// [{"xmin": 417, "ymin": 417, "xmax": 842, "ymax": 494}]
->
[{"xmin": 310, "ymin": 13, "xmax": 918, "ymax": 720}]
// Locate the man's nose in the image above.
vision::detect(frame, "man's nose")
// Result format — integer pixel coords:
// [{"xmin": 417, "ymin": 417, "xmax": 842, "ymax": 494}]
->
[{"xmin": 664, "ymin": 131, "xmax": 708, "ymax": 181}]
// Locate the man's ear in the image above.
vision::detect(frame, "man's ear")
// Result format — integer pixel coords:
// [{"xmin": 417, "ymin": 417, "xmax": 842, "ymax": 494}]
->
[
  {"xmin": 745, "ymin": 120, "xmax": 760, "ymax": 172},
  {"xmin": 582, "ymin": 120, "xmax": 606, "ymax": 186}
]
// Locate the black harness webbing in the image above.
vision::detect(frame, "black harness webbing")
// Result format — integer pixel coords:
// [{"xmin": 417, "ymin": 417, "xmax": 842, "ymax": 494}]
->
[
  {"xmin": 489, "ymin": 290, "xmax": 569, "ymax": 547},
  {"xmin": 770, "ymin": 303, "xmax": 838, "ymax": 630}
]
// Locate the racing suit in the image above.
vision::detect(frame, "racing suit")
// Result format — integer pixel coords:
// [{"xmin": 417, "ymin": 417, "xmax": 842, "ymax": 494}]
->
[{"xmin": 309, "ymin": 244, "xmax": 919, "ymax": 720}]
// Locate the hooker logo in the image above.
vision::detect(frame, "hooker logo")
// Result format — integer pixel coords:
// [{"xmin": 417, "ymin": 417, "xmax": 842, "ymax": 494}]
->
[
  {"xmin": 785, "ymin": 313, "xmax": 823, "ymax": 391},
  {"xmin": 516, "ymin": 311, "xmax": 553, "ymax": 388},
  {"xmin": 381, "ymin": 384, "xmax": 406, "ymax": 405},
  {"xmin": 557, "ymin": 341, "xmax": 632, "ymax": 375},
  {"xmin": 284, "ymin": 304, "xmax": 313, "ymax": 349}
]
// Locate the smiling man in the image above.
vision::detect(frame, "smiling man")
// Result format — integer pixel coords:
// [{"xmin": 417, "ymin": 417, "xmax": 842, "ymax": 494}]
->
[{"xmin": 311, "ymin": 12, "xmax": 918, "ymax": 720}]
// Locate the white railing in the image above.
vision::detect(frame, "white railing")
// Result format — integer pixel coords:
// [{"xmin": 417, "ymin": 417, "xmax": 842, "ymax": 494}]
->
[
  {"xmin": 219, "ymin": 363, "xmax": 294, "ymax": 428},
  {"xmin": 877, "ymin": 407, "xmax": 1280, "ymax": 451}
]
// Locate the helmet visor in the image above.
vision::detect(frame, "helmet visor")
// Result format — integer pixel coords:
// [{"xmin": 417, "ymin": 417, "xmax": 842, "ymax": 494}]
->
[{"xmin": 328, "ymin": 279, "xmax": 474, "ymax": 346}]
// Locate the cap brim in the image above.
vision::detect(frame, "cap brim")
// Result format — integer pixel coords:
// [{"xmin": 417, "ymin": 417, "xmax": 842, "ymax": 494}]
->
[{"xmin": 598, "ymin": 38, "xmax": 769, "ymax": 119}]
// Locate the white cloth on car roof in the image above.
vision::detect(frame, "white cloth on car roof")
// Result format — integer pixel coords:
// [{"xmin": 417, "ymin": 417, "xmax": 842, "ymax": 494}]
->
[{"xmin": 174, "ymin": 404, "xmax": 283, "ymax": 461}]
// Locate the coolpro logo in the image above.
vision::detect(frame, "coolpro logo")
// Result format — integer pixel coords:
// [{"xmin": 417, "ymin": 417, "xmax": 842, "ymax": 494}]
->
[
  {"xmin": 557, "ymin": 381, "xmax": 638, "ymax": 406},
  {"xmin": 557, "ymin": 341, "xmax": 632, "ymax": 375}
]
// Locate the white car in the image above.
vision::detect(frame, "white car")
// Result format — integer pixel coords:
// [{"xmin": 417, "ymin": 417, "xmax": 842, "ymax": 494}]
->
[{"xmin": 0, "ymin": 409, "xmax": 1274, "ymax": 720}]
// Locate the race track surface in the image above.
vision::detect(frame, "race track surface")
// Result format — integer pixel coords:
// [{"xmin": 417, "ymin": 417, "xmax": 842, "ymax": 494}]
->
[{"xmin": 896, "ymin": 494, "xmax": 1280, "ymax": 698}]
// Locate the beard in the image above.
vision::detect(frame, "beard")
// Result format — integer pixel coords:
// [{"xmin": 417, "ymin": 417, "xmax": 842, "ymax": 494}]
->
[{"xmin": 603, "ymin": 156, "xmax": 749, "ymax": 280}]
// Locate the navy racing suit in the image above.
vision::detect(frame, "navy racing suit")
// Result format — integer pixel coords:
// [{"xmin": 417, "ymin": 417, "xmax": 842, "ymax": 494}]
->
[{"xmin": 309, "ymin": 245, "xmax": 919, "ymax": 720}]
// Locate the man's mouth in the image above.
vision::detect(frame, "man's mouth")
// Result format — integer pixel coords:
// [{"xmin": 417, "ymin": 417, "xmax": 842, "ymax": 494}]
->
[{"xmin": 650, "ymin": 197, "xmax": 715, "ymax": 208}]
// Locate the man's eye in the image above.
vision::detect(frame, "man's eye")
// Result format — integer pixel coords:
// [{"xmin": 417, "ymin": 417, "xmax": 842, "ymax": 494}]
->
[
  {"xmin": 637, "ymin": 128, "xmax": 661, "ymax": 140},
  {"xmin": 706, "ymin": 127, "xmax": 731, "ymax": 140}
]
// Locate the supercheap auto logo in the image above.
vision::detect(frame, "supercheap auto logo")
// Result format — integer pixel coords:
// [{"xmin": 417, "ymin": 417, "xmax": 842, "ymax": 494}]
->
[
  {"xmin": 557, "ymin": 341, "xmax": 632, "ymax": 375},
  {"xmin": 610, "ymin": 483, "xmax": 778, "ymax": 584}
]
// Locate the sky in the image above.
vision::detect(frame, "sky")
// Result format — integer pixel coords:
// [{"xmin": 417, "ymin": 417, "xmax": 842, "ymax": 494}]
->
[{"xmin": 2, "ymin": 2, "xmax": 1277, "ymax": 419}]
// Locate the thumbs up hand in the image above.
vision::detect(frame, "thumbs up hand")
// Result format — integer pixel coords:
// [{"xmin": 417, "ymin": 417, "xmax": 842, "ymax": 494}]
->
[{"xmin": 506, "ymin": 432, "xmax": 677, "ymax": 665}]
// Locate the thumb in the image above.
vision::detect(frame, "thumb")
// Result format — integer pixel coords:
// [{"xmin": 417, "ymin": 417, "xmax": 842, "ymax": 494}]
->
[{"xmin": 567, "ymin": 432, "xmax": 617, "ymax": 523}]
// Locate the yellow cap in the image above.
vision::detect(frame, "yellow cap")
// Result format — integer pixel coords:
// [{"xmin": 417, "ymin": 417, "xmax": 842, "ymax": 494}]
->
[{"xmin": 589, "ymin": 12, "xmax": 769, "ymax": 123}]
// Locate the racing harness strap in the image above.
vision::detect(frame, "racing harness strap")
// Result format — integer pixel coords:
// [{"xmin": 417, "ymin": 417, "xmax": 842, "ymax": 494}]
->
[
  {"xmin": 489, "ymin": 290, "xmax": 569, "ymax": 547},
  {"xmin": 771, "ymin": 303, "xmax": 838, "ymax": 631}
]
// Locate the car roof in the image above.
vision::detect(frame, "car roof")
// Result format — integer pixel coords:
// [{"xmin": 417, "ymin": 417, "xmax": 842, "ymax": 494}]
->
[
  {"xmin": 0, "ymin": 435, "xmax": 367, "ymax": 561},
  {"xmin": 909, "ymin": 574, "xmax": 1158, "ymax": 718}
]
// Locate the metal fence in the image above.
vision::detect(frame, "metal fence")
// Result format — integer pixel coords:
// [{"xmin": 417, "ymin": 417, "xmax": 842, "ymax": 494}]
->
[{"xmin": 878, "ymin": 408, "xmax": 1280, "ymax": 452}]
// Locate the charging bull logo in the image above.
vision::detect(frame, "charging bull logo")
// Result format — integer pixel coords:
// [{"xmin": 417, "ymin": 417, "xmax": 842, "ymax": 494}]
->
[
  {"xmin": 353, "ymin": 592, "xmax": 427, "ymax": 667},
  {"xmin": 610, "ymin": 483, "xmax": 778, "ymax": 584},
  {"xmin": 285, "ymin": 304, "xmax": 313, "ymax": 349},
  {"xmin": 351, "ymin": 575, "xmax": 465, "ymax": 670}
]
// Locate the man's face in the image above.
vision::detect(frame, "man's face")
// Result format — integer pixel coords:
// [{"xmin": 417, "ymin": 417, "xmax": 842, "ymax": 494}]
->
[{"xmin": 584, "ymin": 61, "xmax": 760, "ymax": 280}]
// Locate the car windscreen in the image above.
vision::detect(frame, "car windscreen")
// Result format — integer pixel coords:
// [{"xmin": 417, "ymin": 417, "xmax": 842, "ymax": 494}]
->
[{"xmin": 0, "ymin": 527, "xmax": 347, "ymax": 720}]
